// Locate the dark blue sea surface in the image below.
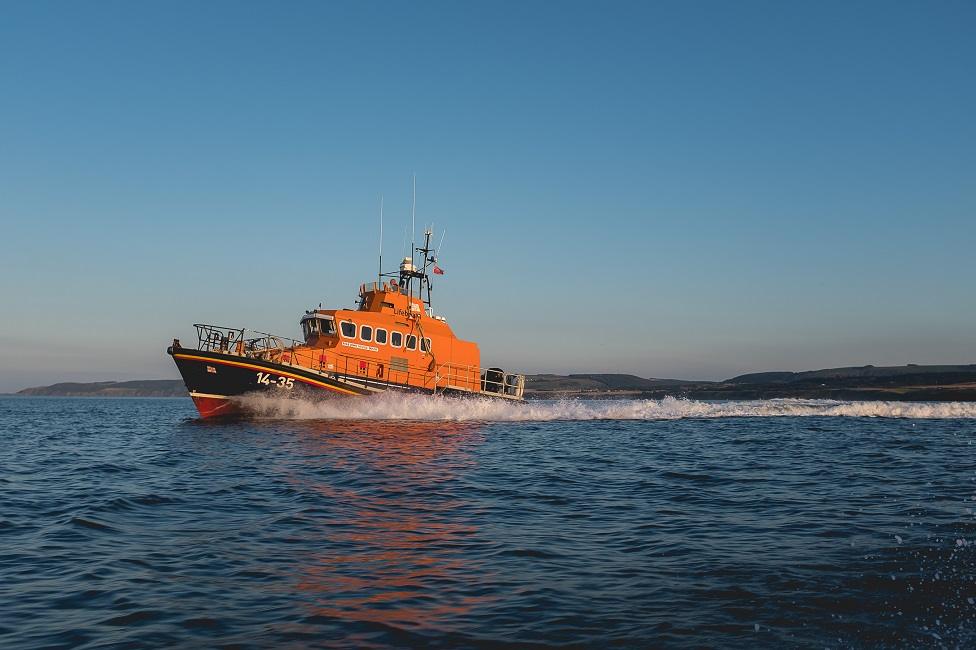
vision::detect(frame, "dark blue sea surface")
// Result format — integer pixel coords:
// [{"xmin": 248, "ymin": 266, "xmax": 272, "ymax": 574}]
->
[{"xmin": 2, "ymin": 395, "xmax": 976, "ymax": 648}]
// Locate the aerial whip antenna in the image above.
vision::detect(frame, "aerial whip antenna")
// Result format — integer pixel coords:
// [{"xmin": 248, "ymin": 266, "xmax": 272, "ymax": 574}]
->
[
  {"xmin": 435, "ymin": 229, "xmax": 446, "ymax": 260},
  {"xmin": 410, "ymin": 174, "xmax": 416, "ymax": 267},
  {"xmin": 378, "ymin": 195, "xmax": 384, "ymax": 284}
]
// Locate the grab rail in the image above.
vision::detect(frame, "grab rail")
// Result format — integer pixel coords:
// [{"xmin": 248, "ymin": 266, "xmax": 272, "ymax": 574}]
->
[
  {"xmin": 192, "ymin": 324, "xmax": 303, "ymax": 357},
  {"xmin": 185, "ymin": 323, "xmax": 439, "ymax": 390},
  {"xmin": 435, "ymin": 362, "xmax": 525, "ymax": 399},
  {"xmin": 184, "ymin": 323, "xmax": 524, "ymax": 398}
]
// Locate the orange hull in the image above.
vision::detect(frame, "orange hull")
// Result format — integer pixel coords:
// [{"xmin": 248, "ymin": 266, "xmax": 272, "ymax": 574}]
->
[{"xmin": 190, "ymin": 394, "xmax": 241, "ymax": 419}]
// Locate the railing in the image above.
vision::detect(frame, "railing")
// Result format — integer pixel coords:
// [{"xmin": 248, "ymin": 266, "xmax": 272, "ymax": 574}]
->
[
  {"xmin": 360, "ymin": 280, "xmax": 408, "ymax": 296},
  {"xmin": 182, "ymin": 323, "xmax": 524, "ymax": 399},
  {"xmin": 193, "ymin": 324, "xmax": 303, "ymax": 359},
  {"xmin": 502, "ymin": 373, "xmax": 526, "ymax": 398},
  {"xmin": 435, "ymin": 362, "xmax": 525, "ymax": 399},
  {"xmin": 182, "ymin": 323, "xmax": 445, "ymax": 393}
]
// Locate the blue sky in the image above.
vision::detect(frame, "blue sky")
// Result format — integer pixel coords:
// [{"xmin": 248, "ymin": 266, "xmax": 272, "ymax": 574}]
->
[{"xmin": 1, "ymin": 1, "xmax": 974, "ymax": 391}]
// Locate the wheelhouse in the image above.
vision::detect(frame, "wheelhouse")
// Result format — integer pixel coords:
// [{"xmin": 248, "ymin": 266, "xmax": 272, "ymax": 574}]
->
[{"xmin": 301, "ymin": 313, "xmax": 336, "ymax": 342}]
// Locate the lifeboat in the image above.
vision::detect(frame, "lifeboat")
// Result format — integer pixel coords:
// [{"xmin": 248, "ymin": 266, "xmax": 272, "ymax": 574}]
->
[{"xmin": 167, "ymin": 228, "xmax": 525, "ymax": 418}]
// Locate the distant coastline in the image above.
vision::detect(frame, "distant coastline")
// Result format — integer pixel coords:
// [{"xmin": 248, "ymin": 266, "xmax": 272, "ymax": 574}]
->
[
  {"xmin": 10, "ymin": 364, "xmax": 976, "ymax": 401},
  {"xmin": 13, "ymin": 380, "xmax": 189, "ymax": 398},
  {"xmin": 524, "ymin": 365, "xmax": 976, "ymax": 402}
]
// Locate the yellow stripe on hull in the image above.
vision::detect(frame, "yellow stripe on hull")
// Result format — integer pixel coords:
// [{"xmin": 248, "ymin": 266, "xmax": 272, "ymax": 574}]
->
[{"xmin": 173, "ymin": 353, "xmax": 362, "ymax": 396}]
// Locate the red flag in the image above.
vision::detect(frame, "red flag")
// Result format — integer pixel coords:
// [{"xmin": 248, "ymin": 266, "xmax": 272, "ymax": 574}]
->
[{"xmin": 433, "ymin": 265, "xmax": 444, "ymax": 275}]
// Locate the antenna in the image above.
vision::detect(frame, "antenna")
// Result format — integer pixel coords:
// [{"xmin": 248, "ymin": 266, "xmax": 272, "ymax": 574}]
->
[
  {"xmin": 411, "ymin": 174, "xmax": 416, "ymax": 267},
  {"xmin": 378, "ymin": 195, "xmax": 384, "ymax": 283},
  {"xmin": 435, "ymin": 229, "xmax": 446, "ymax": 259}
]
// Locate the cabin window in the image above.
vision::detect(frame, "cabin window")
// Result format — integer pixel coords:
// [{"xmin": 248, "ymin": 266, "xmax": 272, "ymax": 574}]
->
[
  {"xmin": 319, "ymin": 318, "xmax": 336, "ymax": 336},
  {"xmin": 421, "ymin": 337, "xmax": 431, "ymax": 353},
  {"xmin": 340, "ymin": 321, "xmax": 356, "ymax": 338},
  {"xmin": 375, "ymin": 328, "xmax": 388, "ymax": 345},
  {"xmin": 406, "ymin": 335, "xmax": 417, "ymax": 351},
  {"xmin": 391, "ymin": 331, "xmax": 403, "ymax": 348},
  {"xmin": 361, "ymin": 325, "xmax": 373, "ymax": 342}
]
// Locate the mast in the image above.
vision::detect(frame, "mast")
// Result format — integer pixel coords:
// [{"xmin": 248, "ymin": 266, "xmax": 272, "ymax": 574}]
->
[
  {"xmin": 418, "ymin": 227, "xmax": 434, "ymax": 311},
  {"xmin": 390, "ymin": 178, "xmax": 438, "ymax": 311},
  {"xmin": 398, "ymin": 227, "xmax": 435, "ymax": 311}
]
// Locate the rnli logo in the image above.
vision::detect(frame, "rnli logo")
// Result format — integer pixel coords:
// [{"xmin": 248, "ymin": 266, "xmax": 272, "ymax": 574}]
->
[{"xmin": 206, "ymin": 365, "xmax": 217, "ymax": 374}]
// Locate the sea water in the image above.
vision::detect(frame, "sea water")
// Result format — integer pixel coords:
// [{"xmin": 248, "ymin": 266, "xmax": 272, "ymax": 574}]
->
[{"xmin": 2, "ymin": 395, "xmax": 975, "ymax": 648}]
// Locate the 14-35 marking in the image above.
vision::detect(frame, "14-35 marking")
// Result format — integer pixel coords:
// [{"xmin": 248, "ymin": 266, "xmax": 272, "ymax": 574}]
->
[{"xmin": 256, "ymin": 372, "xmax": 294, "ymax": 389}]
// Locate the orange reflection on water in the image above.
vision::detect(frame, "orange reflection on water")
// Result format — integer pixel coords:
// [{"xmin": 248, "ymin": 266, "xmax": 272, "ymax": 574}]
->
[{"xmin": 281, "ymin": 420, "xmax": 496, "ymax": 631}]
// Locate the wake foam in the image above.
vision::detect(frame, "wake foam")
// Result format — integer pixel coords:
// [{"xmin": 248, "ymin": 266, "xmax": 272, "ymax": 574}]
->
[{"xmin": 235, "ymin": 392, "xmax": 976, "ymax": 421}]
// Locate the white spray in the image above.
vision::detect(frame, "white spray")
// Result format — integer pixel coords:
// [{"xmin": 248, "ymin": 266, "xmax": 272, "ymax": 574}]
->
[{"xmin": 235, "ymin": 393, "xmax": 976, "ymax": 421}]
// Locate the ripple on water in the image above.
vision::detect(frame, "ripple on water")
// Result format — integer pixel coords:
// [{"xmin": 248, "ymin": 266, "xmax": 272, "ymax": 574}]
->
[{"xmin": 1, "ymin": 396, "xmax": 976, "ymax": 648}]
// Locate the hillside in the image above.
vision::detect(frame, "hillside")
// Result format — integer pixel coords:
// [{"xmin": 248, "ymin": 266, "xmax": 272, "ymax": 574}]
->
[
  {"xmin": 12, "ymin": 364, "xmax": 976, "ymax": 401},
  {"xmin": 524, "ymin": 374, "xmax": 701, "ymax": 393},
  {"xmin": 729, "ymin": 364, "xmax": 976, "ymax": 384},
  {"xmin": 17, "ymin": 380, "xmax": 187, "ymax": 397},
  {"xmin": 524, "ymin": 365, "xmax": 976, "ymax": 402}
]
